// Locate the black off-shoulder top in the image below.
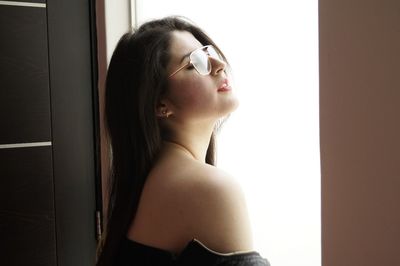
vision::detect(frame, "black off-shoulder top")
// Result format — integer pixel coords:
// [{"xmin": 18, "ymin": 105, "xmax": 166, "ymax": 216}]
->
[{"xmin": 115, "ymin": 237, "xmax": 270, "ymax": 266}]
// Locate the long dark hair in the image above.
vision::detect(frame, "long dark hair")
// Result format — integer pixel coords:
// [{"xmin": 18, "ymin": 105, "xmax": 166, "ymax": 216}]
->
[{"xmin": 96, "ymin": 16, "xmax": 228, "ymax": 266}]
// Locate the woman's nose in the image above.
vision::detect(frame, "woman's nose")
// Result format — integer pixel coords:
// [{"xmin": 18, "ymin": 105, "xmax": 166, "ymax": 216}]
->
[{"xmin": 210, "ymin": 56, "xmax": 226, "ymax": 75}]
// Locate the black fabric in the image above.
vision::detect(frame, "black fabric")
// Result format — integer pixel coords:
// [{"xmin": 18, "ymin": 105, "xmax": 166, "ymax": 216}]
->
[{"xmin": 115, "ymin": 237, "xmax": 270, "ymax": 266}]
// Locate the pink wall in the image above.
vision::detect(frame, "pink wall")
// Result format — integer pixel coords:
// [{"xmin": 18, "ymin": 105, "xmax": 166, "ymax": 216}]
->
[
  {"xmin": 319, "ymin": 0, "xmax": 400, "ymax": 265},
  {"xmin": 96, "ymin": 0, "xmax": 110, "ymax": 221}
]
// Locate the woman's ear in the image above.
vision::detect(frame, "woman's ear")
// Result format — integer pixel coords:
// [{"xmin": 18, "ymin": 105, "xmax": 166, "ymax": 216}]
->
[{"xmin": 156, "ymin": 102, "xmax": 173, "ymax": 118}]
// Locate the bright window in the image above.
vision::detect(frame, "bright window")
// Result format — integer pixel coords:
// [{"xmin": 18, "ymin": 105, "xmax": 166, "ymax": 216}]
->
[{"xmin": 134, "ymin": 1, "xmax": 320, "ymax": 265}]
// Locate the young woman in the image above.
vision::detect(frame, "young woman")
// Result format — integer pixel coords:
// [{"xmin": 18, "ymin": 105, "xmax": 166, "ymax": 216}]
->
[{"xmin": 96, "ymin": 16, "xmax": 270, "ymax": 266}]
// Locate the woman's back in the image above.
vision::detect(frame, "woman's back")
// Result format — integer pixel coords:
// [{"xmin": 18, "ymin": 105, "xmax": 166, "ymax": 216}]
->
[{"xmin": 126, "ymin": 141, "xmax": 254, "ymax": 255}]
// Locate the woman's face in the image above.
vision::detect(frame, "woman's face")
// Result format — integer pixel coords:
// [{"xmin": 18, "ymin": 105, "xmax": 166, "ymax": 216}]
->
[{"xmin": 163, "ymin": 31, "xmax": 239, "ymax": 124}]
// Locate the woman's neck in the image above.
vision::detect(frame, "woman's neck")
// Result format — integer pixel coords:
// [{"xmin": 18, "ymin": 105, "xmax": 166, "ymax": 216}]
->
[{"xmin": 162, "ymin": 122, "xmax": 215, "ymax": 163}]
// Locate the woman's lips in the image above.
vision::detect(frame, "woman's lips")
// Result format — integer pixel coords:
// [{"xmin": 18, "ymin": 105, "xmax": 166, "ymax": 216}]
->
[
  {"xmin": 218, "ymin": 80, "xmax": 232, "ymax": 92},
  {"xmin": 218, "ymin": 85, "xmax": 232, "ymax": 92}
]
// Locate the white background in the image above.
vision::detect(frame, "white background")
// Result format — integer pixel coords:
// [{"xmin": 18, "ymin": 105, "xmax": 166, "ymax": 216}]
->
[{"xmin": 135, "ymin": 1, "xmax": 320, "ymax": 265}]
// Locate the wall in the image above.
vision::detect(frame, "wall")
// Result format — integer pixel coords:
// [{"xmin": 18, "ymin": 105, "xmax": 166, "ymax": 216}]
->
[{"xmin": 319, "ymin": 0, "xmax": 400, "ymax": 265}]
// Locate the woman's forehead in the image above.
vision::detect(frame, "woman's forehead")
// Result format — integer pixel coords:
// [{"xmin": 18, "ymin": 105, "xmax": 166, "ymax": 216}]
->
[{"xmin": 169, "ymin": 31, "xmax": 203, "ymax": 62}]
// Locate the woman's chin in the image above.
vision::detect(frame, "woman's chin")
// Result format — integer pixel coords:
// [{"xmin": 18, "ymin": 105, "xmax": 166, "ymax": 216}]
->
[
  {"xmin": 220, "ymin": 98, "xmax": 239, "ymax": 118},
  {"xmin": 228, "ymin": 96, "xmax": 240, "ymax": 112}
]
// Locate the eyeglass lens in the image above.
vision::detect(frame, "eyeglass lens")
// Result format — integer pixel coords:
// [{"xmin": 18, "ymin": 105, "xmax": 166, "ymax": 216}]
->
[{"xmin": 191, "ymin": 46, "xmax": 222, "ymax": 75}]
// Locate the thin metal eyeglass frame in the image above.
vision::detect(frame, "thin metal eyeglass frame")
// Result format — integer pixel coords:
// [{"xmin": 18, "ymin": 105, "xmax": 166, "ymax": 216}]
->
[{"xmin": 169, "ymin": 45, "xmax": 217, "ymax": 78}]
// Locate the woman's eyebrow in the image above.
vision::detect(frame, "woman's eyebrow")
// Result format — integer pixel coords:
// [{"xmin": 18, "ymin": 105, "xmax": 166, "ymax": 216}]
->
[{"xmin": 179, "ymin": 52, "xmax": 191, "ymax": 64}]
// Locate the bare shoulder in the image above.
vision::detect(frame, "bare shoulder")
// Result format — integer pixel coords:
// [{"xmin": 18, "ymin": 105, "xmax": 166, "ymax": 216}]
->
[
  {"xmin": 128, "ymin": 160, "xmax": 254, "ymax": 254},
  {"xmin": 176, "ymin": 163, "xmax": 255, "ymax": 253}
]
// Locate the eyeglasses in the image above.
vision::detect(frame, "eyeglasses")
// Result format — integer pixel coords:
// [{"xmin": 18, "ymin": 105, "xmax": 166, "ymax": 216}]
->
[{"xmin": 169, "ymin": 45, "xmax": 224, "ymax": 77}]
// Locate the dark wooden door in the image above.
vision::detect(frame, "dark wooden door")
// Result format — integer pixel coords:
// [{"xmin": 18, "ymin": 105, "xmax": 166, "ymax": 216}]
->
[{"xmin": 0, "ymin": 1, "xmax": 99, "ymax": 265}]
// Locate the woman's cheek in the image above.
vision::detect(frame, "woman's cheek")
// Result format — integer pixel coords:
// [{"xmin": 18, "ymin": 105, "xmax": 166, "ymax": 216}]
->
[{"xmin": 171, "ymin": 80, "xmax": 207, "ymax": 110}]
